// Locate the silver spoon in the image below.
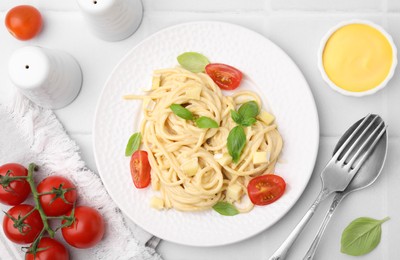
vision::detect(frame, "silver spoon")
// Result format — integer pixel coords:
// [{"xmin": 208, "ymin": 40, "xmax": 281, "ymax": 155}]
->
[{"xmin": 303, "ymin": 115, "xmax": 388, "ymax": 260}]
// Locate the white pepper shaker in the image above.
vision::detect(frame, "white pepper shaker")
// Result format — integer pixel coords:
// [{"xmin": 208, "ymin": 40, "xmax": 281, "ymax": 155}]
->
[
  {"xmin": 76, "ymin": 0, "xmax": 143, "ymax": 41},
  {"xmin": 8, "ymin": 46, "xmax": 83, "ymax": 110}
]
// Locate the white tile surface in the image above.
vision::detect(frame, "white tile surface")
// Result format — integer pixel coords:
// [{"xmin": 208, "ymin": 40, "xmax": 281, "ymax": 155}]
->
[
  {"xmin": 386, "ymin": 15, "xmax": 400, "ymax": 138},
  {"xmin": 387, "ymin": 0, "xmax": 400, "ymax": 12},
  {"xmin": 143, "ymin": 0, "xmax": 266, "ymax": 11},
  {"xmin": 269, "ymin": 0, "xmax": 383, "ymax": 12},
  {"xmin": 0, "ymin": 0, "xmax": 398, "ymax": 259}
]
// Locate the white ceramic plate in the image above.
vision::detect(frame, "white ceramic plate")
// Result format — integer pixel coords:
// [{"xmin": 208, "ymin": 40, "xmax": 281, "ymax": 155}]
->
[{"xmin": 93, "ymin": 22, "xmax": 319, "ymax": 247}]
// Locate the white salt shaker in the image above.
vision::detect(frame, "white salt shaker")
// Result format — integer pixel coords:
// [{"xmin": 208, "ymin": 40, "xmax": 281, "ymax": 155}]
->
[
  {"xmin": 8, "ymin": 46, "xmax": 83, "ymax": 110},
  {"xmin": 76, "ymin": 0, "xmax": 143, "ymax": 41}
]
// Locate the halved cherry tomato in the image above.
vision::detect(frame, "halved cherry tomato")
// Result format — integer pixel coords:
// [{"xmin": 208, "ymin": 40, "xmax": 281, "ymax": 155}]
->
[
  {"xmin": 130, "ymin": 150, "xmax": 151, "ymax": 189},
  {"xmin": 3, "ymin": 204, "xmax": 44, "ymax": 244},
  {"xmin": 37, "ymin": 176, "xmax": 77, "ymax": 217},
  {"xmin": 0, "ymin": 163, "xmax": 31, "ymax": 206},
  {"xmin": 25, "ymin": 237, "xmax": 69, "ymax": 260},
  {"xmin": 5, "ymin": 5, "xmax": 43, "ymax": 41},
  {"xmin": 205, "ymin": 63, "xmax": 243, "ymax": 90},
  {"xmin": 247, "ymin": 174, "xmax": 286, "ymax": 206},
  {"xmin": 61, "ymin": 206, "xmax": 104, "ymax": 249}
]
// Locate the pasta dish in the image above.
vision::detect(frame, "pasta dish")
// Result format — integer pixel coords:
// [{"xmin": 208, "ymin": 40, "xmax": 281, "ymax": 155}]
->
[{"xmin": 124, "ymin": 55, "xmax": 284, "ymax": 215}]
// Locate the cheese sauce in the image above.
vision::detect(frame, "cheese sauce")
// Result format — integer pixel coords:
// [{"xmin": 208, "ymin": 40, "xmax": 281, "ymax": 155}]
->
[{"xmin": 322, "ymin": 23, "xmax": 393, "ymax": 92}]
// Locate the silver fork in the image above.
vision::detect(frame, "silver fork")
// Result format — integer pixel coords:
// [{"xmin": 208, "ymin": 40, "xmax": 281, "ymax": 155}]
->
[{"xmin": 269, "ymin": 114, "xmax": 383, "ymax": 260}]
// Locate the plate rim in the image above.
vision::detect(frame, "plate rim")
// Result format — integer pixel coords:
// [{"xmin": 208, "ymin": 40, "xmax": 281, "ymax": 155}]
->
[{"xmin": 93, "ymin": 21, "xmax": 320, "ymax": 247}]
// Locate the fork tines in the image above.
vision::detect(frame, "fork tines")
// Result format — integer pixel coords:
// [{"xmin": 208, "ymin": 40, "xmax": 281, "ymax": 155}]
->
[{"xmin": 333, "ymin": 114, "xmax": 387, "ymax": 172}]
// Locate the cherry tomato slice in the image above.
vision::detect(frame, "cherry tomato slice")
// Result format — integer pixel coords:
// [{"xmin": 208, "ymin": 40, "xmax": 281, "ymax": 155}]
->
[
  {"xmin": 205, "ymin": 63, "xmax": 243, "ymax": 90},
  {"xmin": 247, "ymin": 174, "xmax": 286, "ymax": 206},
  {"xmin": 25, "ymin": 237, "xmax": 69, "ymax": 260},
  {"xmin": 5, "ymin": 5, "xmax": 43, "ymax": 41},
  {"xmin": 37, "ymin": 176, "xmax": 77, "ymax": 217},
  {"xmin": 0, "ymin": 163, "xmax": 31, "ymax": 206},
  {"xmin": 130, "ymin": 150, "xmax": 151, "ymax": 189}
]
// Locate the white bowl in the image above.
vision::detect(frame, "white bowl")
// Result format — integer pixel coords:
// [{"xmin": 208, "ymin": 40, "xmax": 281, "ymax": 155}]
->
[{"xmin": 318, "ymin": 19, "xmax": 397, "ymax": 97}]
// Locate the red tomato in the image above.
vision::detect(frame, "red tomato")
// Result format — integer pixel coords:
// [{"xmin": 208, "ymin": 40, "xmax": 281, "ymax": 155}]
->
[
  {"xmin": 3, "ymin": 204, "xmax": 44, "ymax": 244},
  {"xmin": 130, "ymin": 150, "xmax": 151, "ymax": 189},
  {"xmin": 5, "ymin": 5, "xmax": 43, "ymax": 41},
  {"xmin": 247, "ymin": 174, "xmax": 286, "ymax": 206},
  {"xmin": 61, "ymin": 206, "xmax": 104, "ymax": 249},
  {"xmin": 205, "ymin": 63, "xmax": 243, "ymax": 90},
  {"xmin": 37, "ymin": 176, "xmax": 77, "ymax": 217},
  {"xmin": 0, "ymin": 163, "xmax": 31, "ymax": 206},
  {"xmin": 25, "ymin": 237, "xmax": 69, "ymax": 260}
]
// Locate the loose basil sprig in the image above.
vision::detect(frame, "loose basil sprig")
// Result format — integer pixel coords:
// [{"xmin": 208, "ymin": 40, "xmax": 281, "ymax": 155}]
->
[
  {"xmin": 212, "ymin": 202, "xmax": 239, "ymax": 216},
  {"xmin": 177, "ymin": 52, "xmax": 209, "ymax": 73},
  {"xmin": 125, "ymin": 132, "xmax": 142, "ymax": 156},
  {"xmin": 170, "ymin": 104, "xmax": 219, "ymax": 129},
  {"xmin": 227, "ymin": 101, "xmax": 260, "ymax": 162},
  {"xmin": 341, "ymin": 216, "xmax": 390, "ymax": 256}
]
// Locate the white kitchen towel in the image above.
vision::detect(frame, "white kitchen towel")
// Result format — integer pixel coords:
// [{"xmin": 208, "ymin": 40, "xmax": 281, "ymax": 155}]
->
[{"xmin": 0, "ymin": 93, "xmax": 162, "ymax": 260}]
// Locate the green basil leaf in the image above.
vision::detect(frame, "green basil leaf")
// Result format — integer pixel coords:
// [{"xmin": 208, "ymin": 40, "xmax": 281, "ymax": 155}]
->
[
  {"xmin": 212, "ymin": 202, "xmax": 239, "ymax": 216},
  {"xmin": 177, "ymin": 52, "xmax": 210, "ymax": 73},
  {"xmin": 230, "ymin": 110, "xmax": 243, "ymax": 125},
  {"xmin": 341, "ymin": 216, "xmax": 390, "ymax": 256},
  {"xmin": 195, "ymin": 116, "xmax": 219, "ymax": 129},
  {"xmin": 227, "ymin": 125, "xmax": 246, "ymax": 163},
  {"xmin": 170, "ymin": 104, "xmax": 194, "ymax": 120},
  {"xmin": 125, "ymin": 132, "xmax": 142, "ymax": 156},
  {"xmin": 238, "ymin": 101, "xmax": 259, "ymax": 120},
  {"xmin": 240, "ymin": 117, "xmax": 257, "ymax": 127}
]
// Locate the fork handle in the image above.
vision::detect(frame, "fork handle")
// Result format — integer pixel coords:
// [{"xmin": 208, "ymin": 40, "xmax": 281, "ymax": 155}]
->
[
  {"xmin": 268, "ymin": 189, "xmax": 331, "ymax": 260},
  {"xmin": 302, "ymin": 192, "xmax": 346, "ymax": 260}
]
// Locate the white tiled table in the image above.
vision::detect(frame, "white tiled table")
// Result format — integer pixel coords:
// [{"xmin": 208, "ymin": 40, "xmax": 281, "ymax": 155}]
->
[{"xmin": 1, "ymin": 1, "xmax": 399, "ymax": 259}]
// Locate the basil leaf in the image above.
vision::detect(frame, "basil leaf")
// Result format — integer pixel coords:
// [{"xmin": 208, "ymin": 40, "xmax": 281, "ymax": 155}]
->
[
  {"xmin": 227, "ymin": 125, "xmax": 246, "ymax": 163},
  {"xmin": 240, "ymin": 117, "xmax": 257, "ymax": 127},
  {"xmin": 170, "ymin": 104, "xmax": 194, "ymax": 120},
  {"xmin": 177, "ymin": 52, "xmax": 210, "ymax": 73},
  {"xmin": 230, "ymin": 110, "xmax": 243, "ymax": 125},
  {"xmin": 341, "ymin": 216, "xmax": 390, "ymax": 256},
  {"xmin": 238, "ymin": 101, "xmax": 259, "ymax": 120},
  {"xmin": 125, "ymin": 132, "xmax": 142, "ymax": 156},
  {"xmin": 195, "ymin": 116, "xmax": 219, "ymax": 129},
  {"xmin": 212, "ymin": 202, "xmax": 239, "ymax": 216}
]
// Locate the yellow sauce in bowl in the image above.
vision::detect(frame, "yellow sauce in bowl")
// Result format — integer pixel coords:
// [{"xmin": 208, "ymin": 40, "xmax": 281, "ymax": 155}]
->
[{"xmin": 322, "ymin": 23, "xmax": 394, "ymax": 93}]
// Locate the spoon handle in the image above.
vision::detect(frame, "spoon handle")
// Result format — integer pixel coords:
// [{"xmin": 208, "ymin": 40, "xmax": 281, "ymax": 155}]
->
[
  {"xmin": 303, "ymin": 192, "xmax": 346, "ymax": 260},
  {"xmin": 268, "ymin": 189, "xmax": 331, "ymax": 260}
]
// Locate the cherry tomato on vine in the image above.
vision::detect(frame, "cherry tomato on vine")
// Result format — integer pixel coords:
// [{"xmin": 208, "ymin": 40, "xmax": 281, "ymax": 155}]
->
[
  {"xmin": 247, "ymin": 174, "xmax": 286, "ymax": 206},
  {"xmin": 61, "ymin": 206, "xmax": 104, "ymax": 249},
  {"xmin": 205, "ymin": 63, "xmax": 243, "ymax": 90},
  {"xmin": 5, "ymin": 5, "xmax": 43, "ymax": 41},
  {"xmin": 37, "ymin": 176, "xmax": 77, "ymax": 217},
  {"xmin": 0, "ymin": 163, "xmax": 31, "ymax": 206},
  {"xmin": 25, "ymin": 237, "xmax": 69, "ymax": 260},
  {"xmin": 130, "ymin": 150, "xmax": 151, "ymax": 189},
  {"xmin": 3, "ymin": 204, "xmax": 44, "ymax": 244}
]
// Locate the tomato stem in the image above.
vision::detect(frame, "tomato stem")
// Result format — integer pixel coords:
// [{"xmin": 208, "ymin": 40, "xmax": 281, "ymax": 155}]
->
[
  {"xmin": 27, "ymin": 163, "xmax": 55, "ymax": 238},
  {"xmin": 16, "ymin": 206, "xmax": 36, "ymax": 223}
]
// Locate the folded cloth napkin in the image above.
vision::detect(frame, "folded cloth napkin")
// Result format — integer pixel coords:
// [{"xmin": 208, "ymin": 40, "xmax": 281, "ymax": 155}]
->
[{"xmin": 0, "ymin": 94, "xmax": 162, "ymax": 260}]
